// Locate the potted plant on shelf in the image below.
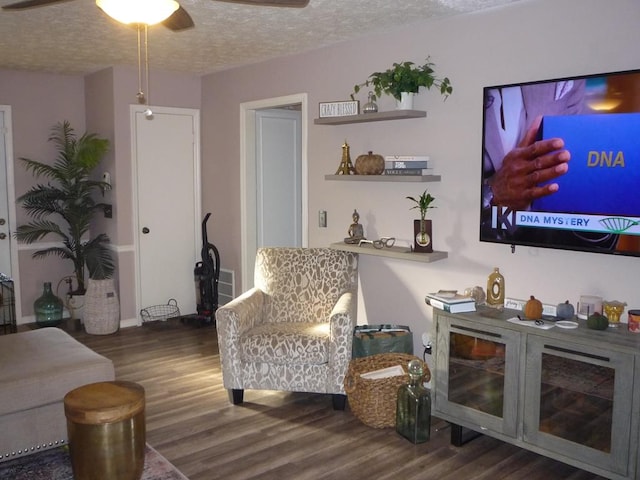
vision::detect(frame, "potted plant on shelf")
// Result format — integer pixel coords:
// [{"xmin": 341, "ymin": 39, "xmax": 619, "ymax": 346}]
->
[
  {"xmin": 15, "ymin": 121, "xmax": 115, "ymax": 319},
  {"xmin": 351, "ymin": 57, "xmax": 453, "ymax": 110},
  {"xmin": 407, "ymin": 189, "xmax": 436, "ymax": 253}
]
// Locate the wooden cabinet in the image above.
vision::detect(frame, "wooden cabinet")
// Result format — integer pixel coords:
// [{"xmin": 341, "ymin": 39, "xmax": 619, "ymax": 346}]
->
[{"xmin": 431, "ymin": 307, "xmax": 640, "ymax": 480}]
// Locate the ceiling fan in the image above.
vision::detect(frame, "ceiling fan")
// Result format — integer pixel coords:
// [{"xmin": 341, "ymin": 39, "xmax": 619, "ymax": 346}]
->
[{"xmin": 1, "ymin": 0, "xmax": 310, "ymax": 32}]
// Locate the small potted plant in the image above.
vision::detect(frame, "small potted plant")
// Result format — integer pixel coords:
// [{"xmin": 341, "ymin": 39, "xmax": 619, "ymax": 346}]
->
[
  {"xmin": 407, "ymin": 189, "xmax": 436, "ymax": 253},
  {"xmin": 351, "ymin": 57, "xmax": 453, "ymax": 109}
]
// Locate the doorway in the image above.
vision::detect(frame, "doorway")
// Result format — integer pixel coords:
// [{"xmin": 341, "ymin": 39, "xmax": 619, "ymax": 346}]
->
[
  {"xmin": 255, "ymin": 108, "xmax": 302, "ymax": 247},
  {"xmin": 131, "ymin": 105, "xmax": 201, "ymax": 322},
  {"xmin": 240, "ymin": 94, "xmax": 308, "ymax": 292},
  {"xmin": 0, "ymin": 106, "xmax": 22, "ymax": 322}
]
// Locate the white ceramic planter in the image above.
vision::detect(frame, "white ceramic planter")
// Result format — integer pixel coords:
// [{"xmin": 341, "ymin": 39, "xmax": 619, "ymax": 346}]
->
[{"xmin": 396, "ymin": 92, "xmax": 415, "ymax": 110}]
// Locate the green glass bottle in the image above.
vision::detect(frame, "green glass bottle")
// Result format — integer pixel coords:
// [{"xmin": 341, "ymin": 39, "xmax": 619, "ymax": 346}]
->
[
  {"xmin": 396, "ymin": 359, "xmax": 431, "ymax": 444},
  {"xmin": 34, "ymin": 282, "xmax": 63, "ymax": 327}
]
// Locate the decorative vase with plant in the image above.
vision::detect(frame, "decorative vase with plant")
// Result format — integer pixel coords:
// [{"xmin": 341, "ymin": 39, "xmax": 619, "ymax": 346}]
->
[
  {"xmin": 407, "ymin": 189, "xmax": 436, "ymax": 253},
  {"xmin": 15, "ymin": 121, "xmax": 115, "ymax": 302},
  {"xmin": 351, "ymin": 57, "xmax": 453, "ymax": 110}
]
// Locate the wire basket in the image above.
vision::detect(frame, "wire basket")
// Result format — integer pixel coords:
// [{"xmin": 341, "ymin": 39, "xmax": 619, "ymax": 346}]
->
[
  {"xmin": 344, "ymin": 353, "xmax": 429, "ymax": 429},
  {"xmin": 140, "ymin": 299, "xmax": 180, "ymax": 323}
]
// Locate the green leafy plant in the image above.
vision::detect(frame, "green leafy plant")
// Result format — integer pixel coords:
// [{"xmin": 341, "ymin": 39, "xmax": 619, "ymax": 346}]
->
[
  {"xmin": 15, "ymin": 121, "xmax": 114, "ymax": 294},
  {"xmin": 406, "ymin": 189, "xmax": 437, "ymax": 221},
  {"xmin": 351, "ymin": 57, "xmax": 453, "ymax": 102}
]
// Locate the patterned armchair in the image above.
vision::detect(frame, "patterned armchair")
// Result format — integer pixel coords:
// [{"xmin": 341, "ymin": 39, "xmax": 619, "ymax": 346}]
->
[{"xmin": 215, "ymin": 247, "xmax": 358, "ymax": 409}]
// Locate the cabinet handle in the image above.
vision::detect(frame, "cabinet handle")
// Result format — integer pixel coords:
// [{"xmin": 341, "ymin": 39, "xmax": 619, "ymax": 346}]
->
[
  {"xmin": 452, "ymin": 324, "xmax": 502, "ymax": 339},
  {"xmin": 544, "ymin": 344, "xmax": 609, "ymax": 363}
]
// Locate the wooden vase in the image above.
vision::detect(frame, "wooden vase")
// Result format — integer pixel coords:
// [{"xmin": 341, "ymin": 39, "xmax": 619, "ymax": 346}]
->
[{"xmin": 413, "ymin": 219, "xmax": 433, "ymax": 253}]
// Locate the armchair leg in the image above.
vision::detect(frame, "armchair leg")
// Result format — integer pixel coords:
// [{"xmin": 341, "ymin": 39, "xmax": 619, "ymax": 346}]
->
[
  {"xmin": 332, "ymin": 394, "xmax": 347, "ymax": 411},
  {"xmin": 229, "ymin": 389, "xmax": 244, "ymax": 405}
]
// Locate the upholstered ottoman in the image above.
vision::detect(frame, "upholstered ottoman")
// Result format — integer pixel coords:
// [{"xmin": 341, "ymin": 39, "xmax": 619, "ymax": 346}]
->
[{"xmin": 0, "ymin": 327, "xmax": 115, "ymax": 462}]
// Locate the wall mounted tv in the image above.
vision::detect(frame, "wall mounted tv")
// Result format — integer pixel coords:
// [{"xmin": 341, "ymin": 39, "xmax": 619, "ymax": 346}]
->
[{"xmin": 480, "ymin": 68, "xmax": 640, "ymax": 257}]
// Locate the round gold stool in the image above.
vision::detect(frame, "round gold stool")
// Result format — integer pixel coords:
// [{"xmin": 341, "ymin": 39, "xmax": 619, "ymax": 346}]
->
[{"xmin": 64, "ymin": 381, "xmax": 146, "ymax": 480}]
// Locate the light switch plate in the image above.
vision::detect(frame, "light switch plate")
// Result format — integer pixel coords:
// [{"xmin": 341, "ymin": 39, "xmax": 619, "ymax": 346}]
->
[{"xmin": 319, "ymin": 210, "xmax": 327, "ymax": 228}]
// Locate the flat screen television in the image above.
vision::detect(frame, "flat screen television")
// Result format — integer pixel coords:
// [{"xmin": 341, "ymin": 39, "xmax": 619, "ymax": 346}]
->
[{"xmin": 480, "ymin": 68, "xmax": 640, "ymax": 257}]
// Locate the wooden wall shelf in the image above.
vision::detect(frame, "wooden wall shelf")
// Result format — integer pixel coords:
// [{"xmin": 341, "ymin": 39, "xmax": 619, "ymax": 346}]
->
[
  {"xmin": 325, "ymin": 174, "xmax": 440, "ymax": 182},
  {"xmin": 330, "ymin": 242, "xmax": 447, "ymax": 263},
  {"xmin": 314, "ymin": 110, "xmax": 426, "ymax": 125}
]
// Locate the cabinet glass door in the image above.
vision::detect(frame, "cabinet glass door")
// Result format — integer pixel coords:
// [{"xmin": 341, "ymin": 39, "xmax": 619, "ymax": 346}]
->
[
  {"xmin": 524, "ymin": 337, "xmax": 633, "ymax": 476},
  {"xmin": 434, "ymin": 314, "xmax": 520, "ymax": 437}
]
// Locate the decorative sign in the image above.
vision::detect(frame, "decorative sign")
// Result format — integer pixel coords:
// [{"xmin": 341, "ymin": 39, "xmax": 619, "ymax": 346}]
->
[{"xmin": 319, "ymin": 100, "xmax": 359, "ymax": 118}]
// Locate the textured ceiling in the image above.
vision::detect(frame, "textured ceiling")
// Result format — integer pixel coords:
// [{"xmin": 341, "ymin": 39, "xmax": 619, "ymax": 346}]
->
[{"xmin": 0, "ymin": 0, "xmax": 526, "ymax": 76}]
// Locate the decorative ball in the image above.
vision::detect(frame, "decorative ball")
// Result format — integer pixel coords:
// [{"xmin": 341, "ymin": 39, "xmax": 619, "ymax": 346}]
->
[
  {"xmin": 464, "ymin": 286, "xmax": 486, "ymax": 305},
  {"xmin": 355, "ymin": 151, "xmax": 384, "ymax": 175}
]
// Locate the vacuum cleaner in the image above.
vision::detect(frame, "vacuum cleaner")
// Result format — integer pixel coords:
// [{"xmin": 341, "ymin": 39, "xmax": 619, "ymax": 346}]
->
[{"xmin": 193, "ymin": 213, "xmax": 220, "ymax": 325}]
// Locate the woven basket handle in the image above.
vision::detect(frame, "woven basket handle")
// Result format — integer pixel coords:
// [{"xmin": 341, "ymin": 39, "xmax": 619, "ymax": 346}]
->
[{"xmin": 344, "ymin": 371, "xmax": 358, "ymax": 394}]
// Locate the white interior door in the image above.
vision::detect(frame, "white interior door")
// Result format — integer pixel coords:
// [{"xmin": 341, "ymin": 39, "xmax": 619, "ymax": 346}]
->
[
  {"xmin": 256, "ymin": 108, "xmax": 302, "ymax": 247},
  {"xmin": 0, "ymin": 109, "xmax": 12, "ymax": 275},
  {"xmin": 240, "ymin": 94, "xmax": 308, "ymax": 293},
  {"xmin": 132, "ymin": 106, "xmax": 201, "ymax": 321},
  {"xmin": 0, "ymin": 106, "xmax": 21, "ymax": 322}
]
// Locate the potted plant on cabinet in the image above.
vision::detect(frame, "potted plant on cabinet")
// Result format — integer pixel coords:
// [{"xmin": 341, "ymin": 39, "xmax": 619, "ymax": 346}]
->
[
  {"xmin": 407, "ymin": 189, "xmax": 436, "ymax": 253},
  {"xmin": 15, "ymin": 121, "xmax": 115, "ymax": 320},
  {"xmin": 351, "ymin": 57, "xmax": 453, "ymax": 110}
]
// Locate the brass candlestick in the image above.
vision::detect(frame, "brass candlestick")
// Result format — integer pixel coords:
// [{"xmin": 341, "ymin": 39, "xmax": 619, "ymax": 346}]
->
[{"xmin": 335, "ymin": 140, "xmax": 355, "ymax": 175}]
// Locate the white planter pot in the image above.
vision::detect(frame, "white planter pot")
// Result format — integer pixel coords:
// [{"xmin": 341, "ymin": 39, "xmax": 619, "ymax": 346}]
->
[
  {"xmin": 84, "ymin": 278, "xmax": 120, "ymax": 335},
  {"xmin": 396, "ymin": 92, "xmax": 415, "ymax": 110}
]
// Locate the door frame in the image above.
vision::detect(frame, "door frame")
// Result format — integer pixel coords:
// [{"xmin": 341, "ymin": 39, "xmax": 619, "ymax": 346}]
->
[
  {"xmin": 130, "ymin": 105, "xmax": 201, "ymax": 324},
  {"xmin": 240, "ymin": 94, "xmax": 308, "ymax": 292},
  {"xmin": 0, "ymin": 105, "xmax": 22, "ymax": 323}
]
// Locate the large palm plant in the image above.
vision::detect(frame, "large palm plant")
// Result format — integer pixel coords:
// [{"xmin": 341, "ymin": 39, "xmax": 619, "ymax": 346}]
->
[{"xmin": 15, "ymin": 120, "xmax": 114, "ymax": 294}]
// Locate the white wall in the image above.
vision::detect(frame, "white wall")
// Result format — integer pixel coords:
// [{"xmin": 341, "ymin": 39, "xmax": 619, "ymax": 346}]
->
[{"xmin": 201, "ymin": 0, "xmax": 640, "ymax": 357}]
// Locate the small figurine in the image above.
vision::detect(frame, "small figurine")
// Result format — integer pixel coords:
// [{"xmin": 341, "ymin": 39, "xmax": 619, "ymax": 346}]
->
[
  {"xmin": 335, "ymin": 140, "xmax": 355, "ymax": 175},
  {"xmin": 344, "ymin": 209, "xmax": 365, "ymax": 244}
]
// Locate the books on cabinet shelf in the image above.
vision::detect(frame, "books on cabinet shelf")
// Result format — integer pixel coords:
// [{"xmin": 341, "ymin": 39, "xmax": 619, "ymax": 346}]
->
[{"xmin": 425, "ymin": 291, "xmax": 476, "ymax": 313}]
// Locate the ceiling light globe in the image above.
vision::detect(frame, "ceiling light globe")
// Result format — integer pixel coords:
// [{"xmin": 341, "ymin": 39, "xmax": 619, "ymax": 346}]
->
[{"xmin": 96, "ymin": 0, "xmax": 179, "ymax": 26}]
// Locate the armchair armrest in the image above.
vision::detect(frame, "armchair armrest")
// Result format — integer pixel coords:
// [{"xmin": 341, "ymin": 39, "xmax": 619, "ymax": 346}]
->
[
  {"xmin": 327, "ymin": 291, "xmax": 357, "ymax": 394},
  {"xmin": 215, "ymin": 287, "xmax": 266, "ymax": 389}
]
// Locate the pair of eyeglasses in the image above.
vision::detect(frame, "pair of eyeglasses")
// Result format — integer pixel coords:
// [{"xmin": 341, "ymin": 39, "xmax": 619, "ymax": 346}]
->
[{"xmin": 358, "ymin": 237, "xmax": 396, "ymax": 249}]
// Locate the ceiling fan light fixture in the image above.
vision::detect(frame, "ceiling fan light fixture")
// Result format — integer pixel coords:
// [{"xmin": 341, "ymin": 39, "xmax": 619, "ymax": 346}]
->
[{"xmin": 96, "ymin": 0, "xmax": 179, "ymax": 26}]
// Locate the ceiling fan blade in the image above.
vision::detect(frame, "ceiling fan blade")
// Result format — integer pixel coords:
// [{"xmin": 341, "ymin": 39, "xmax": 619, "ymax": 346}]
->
[
  {"xmin": 214, "ymin": 0, "xmax": 309, "ymax": 7},
  {"xmin": 2, "ymin": 0, "xmax": 73, "ymax": 10},
  {"xmin": 162, "ymin": 5, "xmax": 194, "ymax": 31}
]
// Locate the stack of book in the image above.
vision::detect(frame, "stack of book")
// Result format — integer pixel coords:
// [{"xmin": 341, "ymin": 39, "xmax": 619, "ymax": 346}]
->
[
  {"xmin": 425, "ymin": 291, "xmax": 476, "ymax": 313},
  {"xmin": 384, "ymin": 155, "xmax": 430, "ymax": 176}
]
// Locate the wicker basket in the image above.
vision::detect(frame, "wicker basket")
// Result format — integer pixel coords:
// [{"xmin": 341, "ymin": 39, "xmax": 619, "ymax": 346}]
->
[
  {"xmin": 140, "ymin": 299, "xmax": 180, "ymax": 323},
  {"xmin": 344, "ymin": 353, "xmax": 430, "ymax": 428}
]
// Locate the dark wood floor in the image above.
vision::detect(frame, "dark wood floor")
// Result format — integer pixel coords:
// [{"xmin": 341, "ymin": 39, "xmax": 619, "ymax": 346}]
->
[{"xmin": 63, "ymin": 319, "xmax": 606, "ymax": 480}]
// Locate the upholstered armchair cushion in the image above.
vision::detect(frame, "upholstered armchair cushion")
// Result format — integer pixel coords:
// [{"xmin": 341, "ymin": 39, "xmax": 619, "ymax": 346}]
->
[{"xmin": 216, "ymin": 247, "xmax": 358, "ymax": 406}]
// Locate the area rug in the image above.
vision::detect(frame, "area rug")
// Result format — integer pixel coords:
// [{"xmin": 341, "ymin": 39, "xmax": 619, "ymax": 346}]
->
[{"xmin": 0, "ymin": 444, "xmax": 188, "ymax": 480}]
